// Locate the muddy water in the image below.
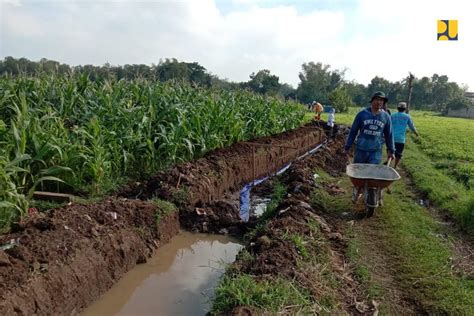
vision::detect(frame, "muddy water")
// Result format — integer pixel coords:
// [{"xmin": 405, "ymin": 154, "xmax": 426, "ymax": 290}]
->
[
  {"xmin": 251, "ymin": 197, "xmax": 271, "ymax": 217},
  {"xmin": 83, "ymin": 232, "xmax": 242, "ymax": 316}
]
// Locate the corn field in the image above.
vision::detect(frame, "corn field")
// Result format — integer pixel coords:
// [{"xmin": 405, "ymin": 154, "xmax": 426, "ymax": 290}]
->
[{"xmin": 0, "ymin": 74, "xmax": 305, "ymax": 228}]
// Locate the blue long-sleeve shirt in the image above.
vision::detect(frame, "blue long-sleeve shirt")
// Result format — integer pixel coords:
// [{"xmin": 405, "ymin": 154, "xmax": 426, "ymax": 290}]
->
[
  {"xmin": 344, "ymin": 107, "xmax": 395, "ymax": 153},
  {"xmin": 391, "ymin": 112, "xmax": 417, "ymax": 143}
]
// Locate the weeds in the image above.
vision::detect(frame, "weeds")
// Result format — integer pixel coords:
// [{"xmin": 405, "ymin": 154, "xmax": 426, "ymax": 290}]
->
[
  {"xmin": 152, "ymin": 198, "xmax": 177, "ymax": 224},
  {"xmin": 260, "ymin": 181, "xmax": 286, "ymax": 221},
  {"xmin": 283, "ymin": 233, "xmax": 309, "ymax": 260},
  {"xmin": 211, "ymin": 274, "xmax": 314, "ymax": 315}
]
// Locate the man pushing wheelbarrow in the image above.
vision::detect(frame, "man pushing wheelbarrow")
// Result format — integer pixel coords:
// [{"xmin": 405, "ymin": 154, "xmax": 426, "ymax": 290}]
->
[{"xmin": 343, "ymin": 91, "xmax": 400, "ymax": 217}]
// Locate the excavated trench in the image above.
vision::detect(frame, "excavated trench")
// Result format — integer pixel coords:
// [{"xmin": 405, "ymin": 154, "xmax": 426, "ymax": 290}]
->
[
  {"xmin": 0, "ymin": 122, "xmax": 351, "ymax": 315},
  {"xmin": 82, "ymin": 232, "xmax": 243, "ymax": 315}
]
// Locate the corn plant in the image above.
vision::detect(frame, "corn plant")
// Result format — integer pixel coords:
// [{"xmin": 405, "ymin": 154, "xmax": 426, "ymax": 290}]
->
[{"xmin": 0, "ymin": 73, "xmax": 306, "ymax": 228}]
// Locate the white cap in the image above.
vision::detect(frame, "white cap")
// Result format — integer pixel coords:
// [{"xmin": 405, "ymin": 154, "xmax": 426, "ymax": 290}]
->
[{"xmin": 398, "ymin": 102, "xmax": 407, "ymax": 108}]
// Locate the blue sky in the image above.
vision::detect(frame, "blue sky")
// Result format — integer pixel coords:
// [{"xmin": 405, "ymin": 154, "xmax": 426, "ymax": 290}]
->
[{"xmin": 1, "ymin": 0, "xmax": 473, "ymax": 90}]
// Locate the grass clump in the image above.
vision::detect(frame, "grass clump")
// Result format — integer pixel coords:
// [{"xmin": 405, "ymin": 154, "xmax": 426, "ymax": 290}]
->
[
  {"xmin": 211, "ymin": 274, "xmax": 314, "ymax": 315},
  {"xmin": 403, "ymin": 142, "xmax": 474, "ymax": 232},
  {"xmin": 346, "ymin": 235, "xmax": 383, "ymax": 300},
  {"xmin": 260, "ymin": 181, "xmax": 286, "ymax": 221},
  {"xmin": 283, "ymin": 233, "xmax": 309, "ymax": 260},
  {"xmin": 310, "ymin": 186, "xmax": 351, "ymax": 215},
  {"xmin": 151, "ymin": 198, "xmax": 177, "ymax": 223},
  {"xmin": 371, "ymin": 180, "xmax": 474, "ymax": 314}
]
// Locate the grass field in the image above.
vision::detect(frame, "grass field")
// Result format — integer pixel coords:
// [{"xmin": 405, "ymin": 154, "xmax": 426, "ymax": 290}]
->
[{"xmin": 330, "ymin": 107, "xmax": 474, "ymax": 232}]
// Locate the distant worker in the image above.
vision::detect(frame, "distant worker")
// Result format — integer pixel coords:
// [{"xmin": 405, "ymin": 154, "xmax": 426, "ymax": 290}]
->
[
  {"xmin": 327, "ymin": 107, "xmax": 336, "ymax": 137},
  {"xmin": 343, "ymin": 91, "xmax": 395, "ymax": 202},
  {"xmin": 382, "ymin": 99, "xmax": 391, "ymax": 115},
  {"xmin": 313, "ymin": 101, "xmax": 324, "ymax": 121},
  {"xmin": 387, "ymin": 102, "xmax": 419, "ymax": 169}
]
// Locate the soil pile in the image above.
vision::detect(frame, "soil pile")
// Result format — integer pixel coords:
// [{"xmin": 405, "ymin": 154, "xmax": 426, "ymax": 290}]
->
[{"xmin": 0, "ymin": 199, "xmax": 179, "ymax": 315}]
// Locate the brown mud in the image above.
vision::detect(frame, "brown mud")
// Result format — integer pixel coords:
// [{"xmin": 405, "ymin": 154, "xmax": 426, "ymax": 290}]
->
[
  {"xmin": 0, "ymin": 199, "xmax": 179, "ymax": 315},
  {"xmin": 3, "ymin": 121, "xmax": 432, "ymax": 315},
  {"xmin": 0, "ymin": 123, "xmax": 335, "ymax": 315},
  {"xmin": 223, "ymin": 133, "xmax": 378, "ymax": 314},
  {"xmin": 118, "ymin": 123, "xmax": 329, "ymax": 232}
]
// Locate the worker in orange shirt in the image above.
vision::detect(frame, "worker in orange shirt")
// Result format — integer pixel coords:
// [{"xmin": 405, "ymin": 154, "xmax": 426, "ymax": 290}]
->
[{"xmin": 313, "ymin": 101, "xmax": 324, "ymax": 121}]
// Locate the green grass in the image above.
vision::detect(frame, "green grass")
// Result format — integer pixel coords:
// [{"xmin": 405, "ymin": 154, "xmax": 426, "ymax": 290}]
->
[
  {"xmin": 310, "ymin": 168, "xmax": 352, "ymax": 215},
  {"xmin": 346, "ymin": 229, "xmax": 384, "ymax": 301},
  {"xmin": 337, "ymin": 108, "xmax": 474, "ymax": 232},
  {"xmin": 409, "ymin": 111, "xmax": 474, "ymax": 191},
  {"xmin": 151, "ymin": 198, "xmax": 177, "ymax": 223},
  {"xmin": 377, "ymin": 180, "xmax": 474, "ymax": 314},
  {"xmin": 259, "ymin": 181, "xmax": 286, "ymax": 221},
  {"xmin": 283, "ymin": 233, "xmax": 310, "ymax": 260},
  {"xmin": 309, "ymin": 172, "xmax": 386, "ymax": 305},
  {"xmin": 211, "ymin": 274, "xmax": 314, "ymax": 315},
  {"xmin": 30, "ymin": 200, "xmax": 67, "ymax": 212},
  {"xmin": 213, "ymin": 178, "xmax": 342, "ymax": 314},
  {"xmin": 403, "ymin": 139, "xmax": 474, "ymax": 232},
  {"xmin": 310, "ymin": 187, "xmax": 351, "ymax": 215},
  {"xmin": 315, "ymin": 165, "xmax": 474, "ymax": 314}
]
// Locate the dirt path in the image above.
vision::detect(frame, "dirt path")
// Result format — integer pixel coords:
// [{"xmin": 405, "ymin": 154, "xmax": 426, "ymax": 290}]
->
[
  {"xmin": 349, "ymin": 215, "xmax": 422, "ymax": 315},
  {"xmin": 345, "ymin": 167, "xmax": 474, "ymax": 315},
  {"xmin": 402, "ymin": 169, "xmax": 474, "ymax": 281}
]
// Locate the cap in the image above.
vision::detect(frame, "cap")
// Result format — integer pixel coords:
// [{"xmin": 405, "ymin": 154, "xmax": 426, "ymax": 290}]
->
[
  {"xmin": 370, "ymin": 91, "xmax": 388, "ymax": 103},
  {"xmin": 398, "ymin": 102, "xmax": 407, "ymax": 109}
]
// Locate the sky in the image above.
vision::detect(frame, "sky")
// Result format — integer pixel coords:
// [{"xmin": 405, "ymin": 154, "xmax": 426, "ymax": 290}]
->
[{"xmin": 1, "ymin": 0, "xmax": 473, "ymax": 90}]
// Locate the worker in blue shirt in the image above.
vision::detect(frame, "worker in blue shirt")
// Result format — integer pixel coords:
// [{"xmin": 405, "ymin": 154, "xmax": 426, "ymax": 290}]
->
[
  {"xmin": 388, "ymin": 102, "xmax": 419, "ymax": 168},
  {"xmin": 344, "ymin": 91, "xmax": 395, "ymax": 203},
  {"xmin": 344, "ymin": 91, "xmax": 395, "ymax": 164}
]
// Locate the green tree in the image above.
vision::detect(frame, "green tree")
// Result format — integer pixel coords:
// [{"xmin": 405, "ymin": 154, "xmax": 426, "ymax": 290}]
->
[
  {"xmin": 367, "ymin": 76, "xmax": 391, "ymax": 98},
  {"xmin": 1, "ymin": 56, "xmax": 20, "ymax": 75},
  {"xmin": 328, "ymin": 86, "xmax": 352, "ymax": 113},
  {"xmin": 187, "ymin": 62, "xmax": 212, "ymax": 87},
  {"xmin": 278, "ymin": 83, "xmax": 296, "ymax": 100},
  {"xmin": 411, "ymin": 76, "xmax": 433, "ymax": 109},
  {"xmin": 431, "ymin": 74, "xmax": 464, "ymax": 112},
  {"xmin": 247, "ymin": 69, "xmax": 281, "ymax": 95},
  {"xmin": 296, "ymin": 62, "xmax": 344, "ymax": 104},
  {"xmin": 343, "ymin": 81, "xmax": 367, "ymax": 106},
  {"xmin": 445, "ymin": 95, "xmax": 474, "ymax": 112}
]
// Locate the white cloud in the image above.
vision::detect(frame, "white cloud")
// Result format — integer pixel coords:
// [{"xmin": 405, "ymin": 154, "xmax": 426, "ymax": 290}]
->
[
  {"xmin": 342, "ymin": 0, "xmax": 474, "ymax": 88},
  {"xmin": 0, "ymin": 0, "xmax": 473, "ymax": 90},
  {"xmin": 2, "ymin": 0, "xmax": 22, "ymax": 7},
  {"xmin": 2, "ymin": 8, "xmax": 43, "ymax": 37}
]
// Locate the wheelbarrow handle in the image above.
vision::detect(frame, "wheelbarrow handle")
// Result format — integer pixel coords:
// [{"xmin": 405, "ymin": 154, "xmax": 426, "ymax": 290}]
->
[{"xmin": 386, "ymin": 157, "xmax": 393, "ymax": 167}]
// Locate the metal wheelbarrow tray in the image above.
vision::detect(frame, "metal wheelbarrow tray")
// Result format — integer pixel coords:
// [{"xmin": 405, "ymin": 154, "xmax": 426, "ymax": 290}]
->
[{"xmin": 346, "ymin": 163, "xmax": 401, "ymax": 189}]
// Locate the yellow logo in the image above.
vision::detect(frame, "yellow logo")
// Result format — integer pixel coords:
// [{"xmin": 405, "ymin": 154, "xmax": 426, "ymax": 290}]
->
[{"xmin": 437, "ymin": 20, "xmax": 458, "ymax": 40}]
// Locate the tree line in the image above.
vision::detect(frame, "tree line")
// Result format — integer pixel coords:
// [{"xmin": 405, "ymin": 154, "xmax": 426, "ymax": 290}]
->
[{"xmin": 1, "ymin": 56, "xmax": 472, "ymax": 113}]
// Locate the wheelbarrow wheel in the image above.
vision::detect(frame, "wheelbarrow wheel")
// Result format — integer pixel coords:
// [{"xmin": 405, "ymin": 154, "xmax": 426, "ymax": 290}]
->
[{"xmin": 366, "ymin": 206, "xmax": 375, "ymax": 218}]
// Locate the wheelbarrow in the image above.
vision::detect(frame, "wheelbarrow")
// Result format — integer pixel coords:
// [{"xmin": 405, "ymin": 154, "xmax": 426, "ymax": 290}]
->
[{"xmin": 346, "ymin": 160, "xmax": 400, "ymax": 217}]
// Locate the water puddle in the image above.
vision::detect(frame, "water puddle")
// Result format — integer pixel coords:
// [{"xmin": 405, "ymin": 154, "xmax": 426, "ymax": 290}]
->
[
  {"xmin": 250, "ymin": 197, "xmax": 271, "ymax": 217},
  {"xmin": 83, "ymin": 231, "xmax": 242, "ymax": 316},
  {"xmin": 240, "ymin": 191, "xmax": 271, "ymax": 221}
]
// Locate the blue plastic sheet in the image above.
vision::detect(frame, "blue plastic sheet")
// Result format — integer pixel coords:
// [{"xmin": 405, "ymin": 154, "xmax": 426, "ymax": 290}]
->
[
  {"xmin": 239, "ymin": 141, "xmax": 327, "ymax": 221},
  {"xmin": 239, "ymin": 184, "xmax": 251, "ymax": 222}
]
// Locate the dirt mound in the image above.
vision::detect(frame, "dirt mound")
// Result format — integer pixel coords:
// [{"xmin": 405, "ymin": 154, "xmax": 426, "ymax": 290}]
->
[
  {"xmin": 0, "ymin": 198, "xmax": 179, "ymax": 315},
  {"xmin": 216, "ymin": 133, "xmax": 377, "ymax": 314},
  {"xmin": 0, "ymin": 123, "xmax": 346, "ymax": 315},
  {"xmin": 118, "ymin": 124, "xmax": 326, "ymax": 209}
]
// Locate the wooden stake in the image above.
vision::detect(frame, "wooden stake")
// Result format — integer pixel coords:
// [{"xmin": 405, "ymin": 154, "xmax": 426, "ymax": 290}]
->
[{"xmin": 407, "ymin": 72, "xmax": 414, "ymax": 113}]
